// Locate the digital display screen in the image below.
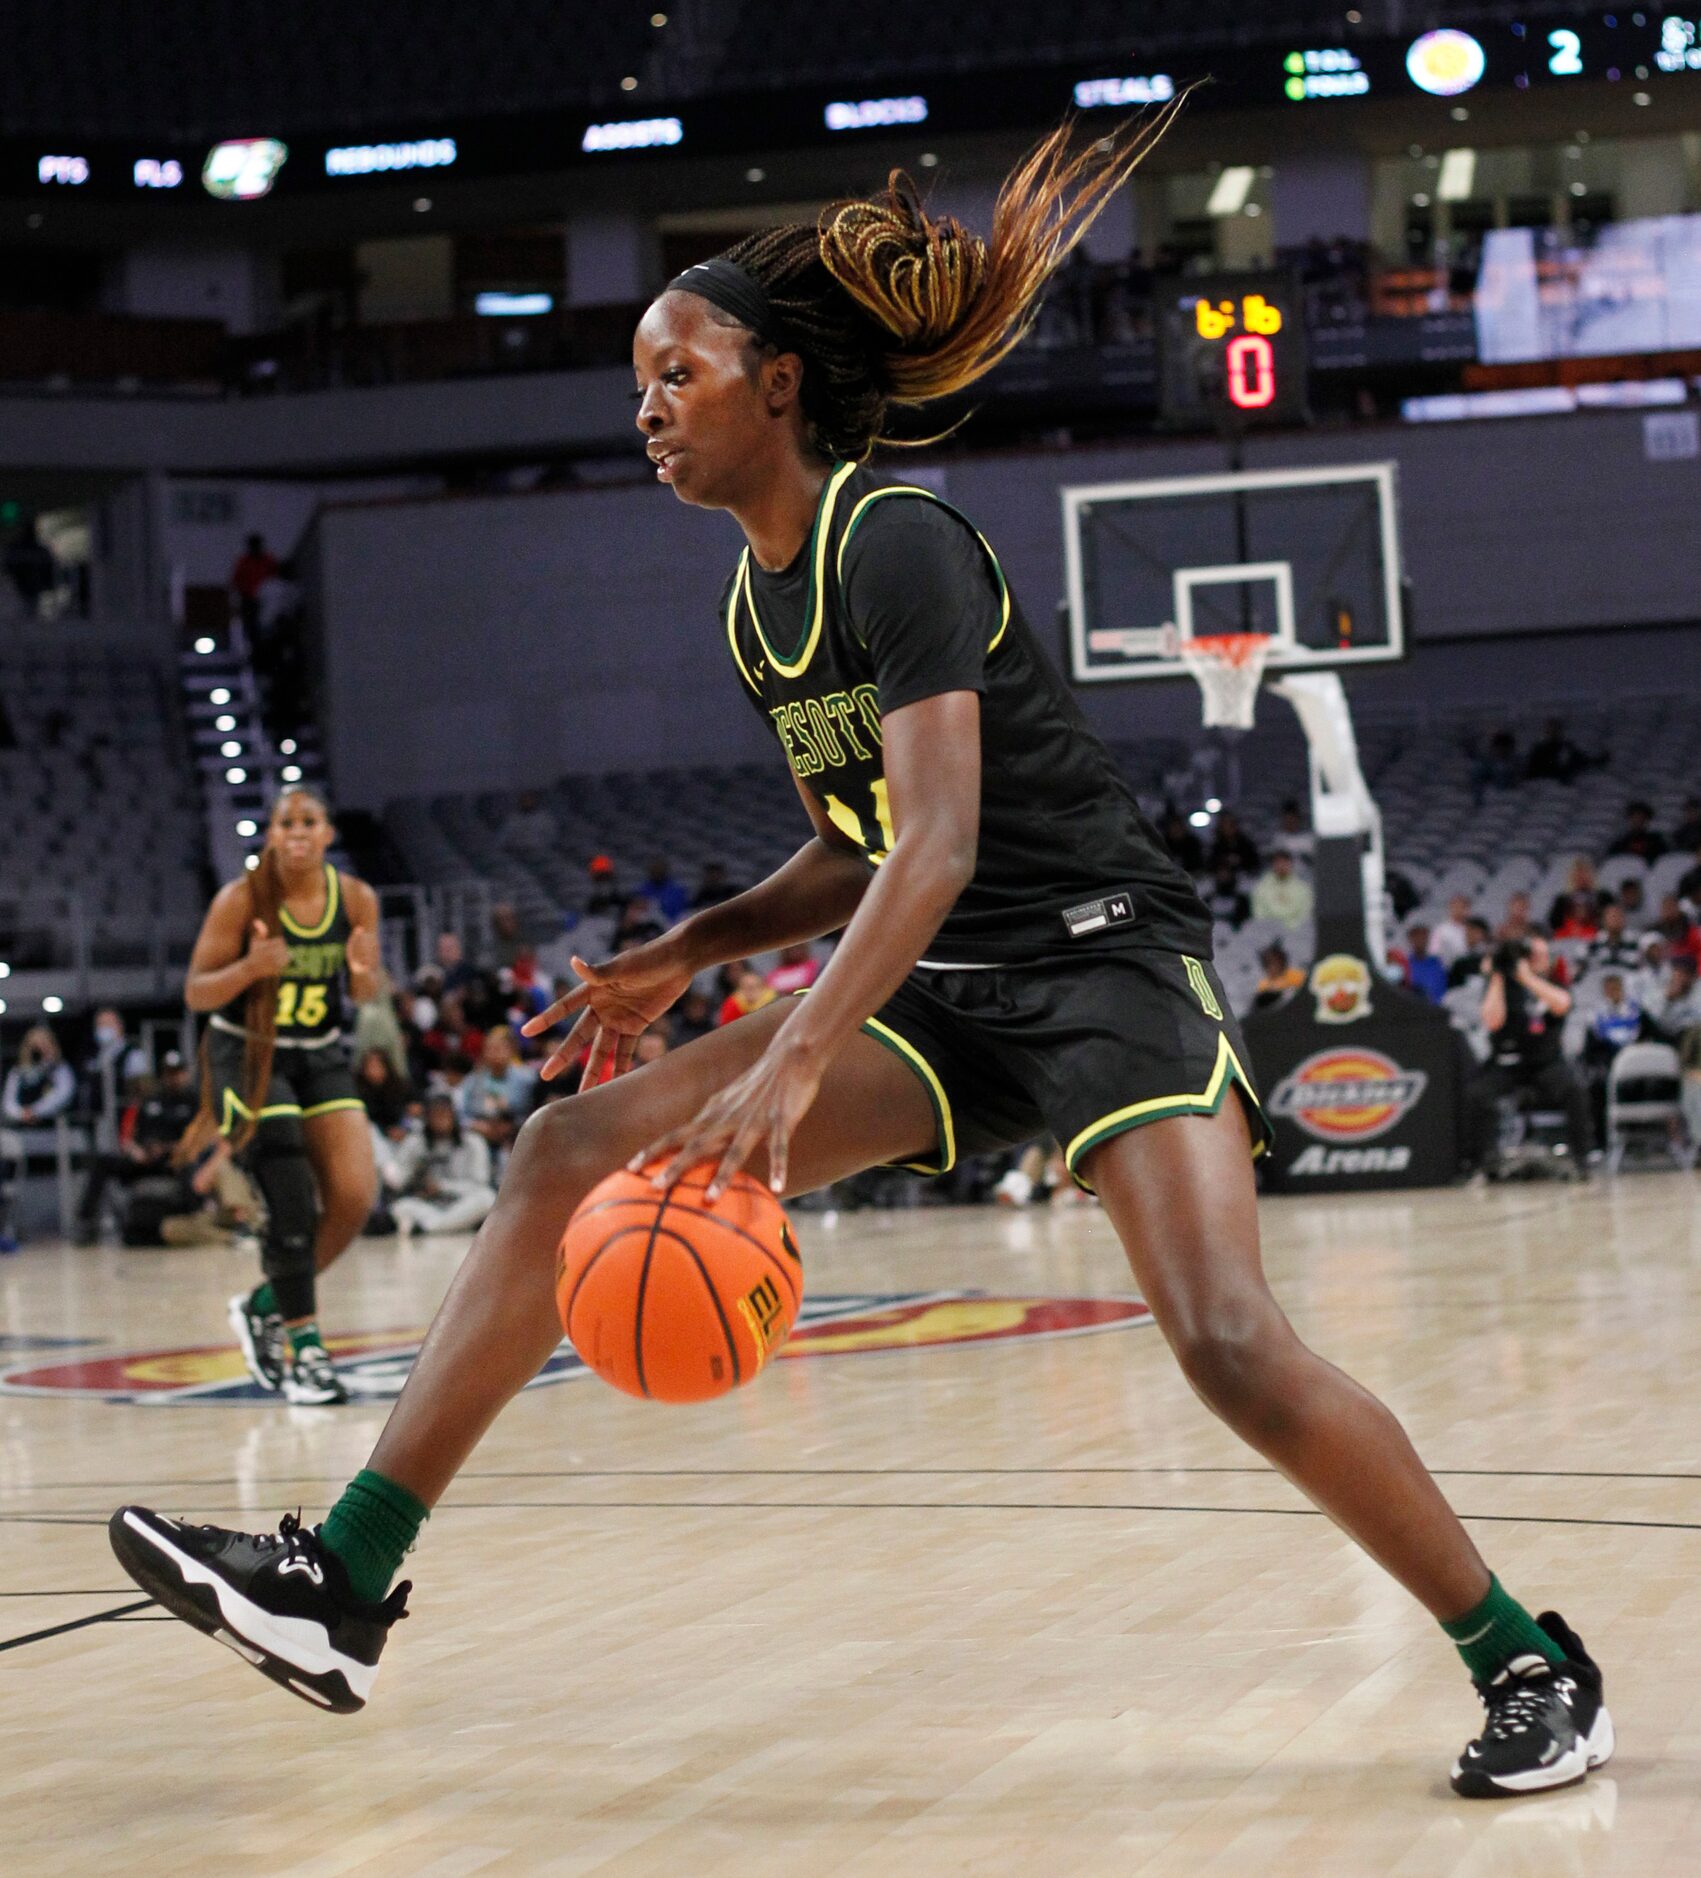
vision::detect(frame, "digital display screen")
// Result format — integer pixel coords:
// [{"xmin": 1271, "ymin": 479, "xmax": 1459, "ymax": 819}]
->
[
  {"xmin": 1, "ymin": 14, "xmax": 1694, "ymax": 200},
  {"xmin": 1157, "ymin": 275, "xmax": 1308, "ymax": 430}
]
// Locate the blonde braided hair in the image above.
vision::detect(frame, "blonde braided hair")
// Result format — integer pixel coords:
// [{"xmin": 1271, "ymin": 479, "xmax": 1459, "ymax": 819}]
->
[{"xmin": 714, "ymin": 103, "xmax": 1186, "ymax": 458}]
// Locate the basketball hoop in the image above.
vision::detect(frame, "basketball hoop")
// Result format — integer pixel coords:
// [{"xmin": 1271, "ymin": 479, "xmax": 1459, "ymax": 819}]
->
[{"xmin": 1162, "ymin": 629, "xmax": 1273, "ymax": 731}]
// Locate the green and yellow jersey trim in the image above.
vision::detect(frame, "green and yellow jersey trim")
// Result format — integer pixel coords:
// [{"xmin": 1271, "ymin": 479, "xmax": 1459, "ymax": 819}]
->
[
  {"xmin": 733, "ymin": 459, "xmax": 858, "ymax": 680},
  {"xmin": 277, "ymin": 864, "xmax": 341, "ymax": 940},
  {"xmin": 835, "ymin": 485, "xmax": 1013, "ymax": 654},
  {"xmin": 301, "ymin": 1096, "xmax": 367, "ymax": 1120},
  {"xmin": 857, "ymin": 1014, "xmax": 957, "ymax": 1175},
  {"xmin": 219, "ymin": 1087, "xmax": 303, "ymax": 1137},
  {"xmin": 1063, "ymin": 1032, "xmax": 1268, "ymax": 1192}
]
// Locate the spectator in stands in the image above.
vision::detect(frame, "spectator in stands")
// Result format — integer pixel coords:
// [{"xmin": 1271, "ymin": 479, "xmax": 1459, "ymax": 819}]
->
[
  {"xmin": 1608, "ymin": 800, "xmax": 1668, "ymax": 863},
  {"xmin": 615, "ymin": 895, "xmax": 665, "ymax": 951},
  {"xmin": 1657, "ymin": 895, "xmax": 1701, "ymax": 968},
  {"xmin": 1251, "ymin": 850, "xmax": 1314, "ymax": 931},
  {"xmin": 766, "ymin": 942, "xmax": 822, "ymax": 995},
  {"xmin": 1273, "ymin": 798, "xmax": 1315, "ymax": 866},
  {"xmin": 1525, "ymin": 718, "xmax": 1593, "ymax": 785},
  {"xmin": 1431, "ymin": 894, "xmax": 1474, "ymax": 969},
  {"xmin": 1469, "ymin": 728, "xmax": 1521, "ymax": 803},
  {"xmin": 1208, "ymin": 810, "xmax": 1259, "ymax": 878},
  {"xmin": 641, "ymin": 857, "xmax": 689, "ymax": 925},
  {"xmin": 455, "ymin": 1027, "xmax": 535, "ymax": 1166},
  {"xmin": 1253, "ymin": 942, "xmax": 1304, "ymax": 1009},
  {"xmin": 691, "ymin": 860, "xmax": 741, "ymax": 909},
  {"xmin": 1617, "ymin": 876, "xmax": 1649, "ymax": 932},
  {"xmin": 1552, "ymin": 894, "xmax": 1601, "ymax": 944},
  {"xmin": 1464, "ymin": 930, "xmax": 1592, "ymax": 1178},
  {"xmin": 488, "ymin": 901, "xmax": 528, "ymax": 970},
  {"xmin": 1402, "ymin": 925, "xmax": 1449, "ymax": 1004},
  {"xmin": 1673, "ymin": 797, "xmax": 1701, "ymax": 854},
  {"xmin": 73, "ymin": 1050, "xmax": 199, "ymax": 1245},
  {"xmin": 585, "ymin": 855, "xmax": 624, "ymax": 921},
  {"xmin": 501, "ymin": 790, "xmax": 555, "ymax": 855},
  {"xmin": 1158, "ymin": 808, "xmax": 1204, "ymax": 875},
  {"xmin": 434, "ymin": 930, "xmax": 476, "ymax": 995},
  {"xmin": 80, "ymin": 1007, "xmax": 150, "ymax": 1133},
  {"xmin": 1204, "ymin": 859, "xmax": 1251, "ymax": 930},
  {"xmin": 355, "ymin": 1045, "xmax": 414, "ymax": 1138},
  {"xmin": 229, "ymin": 533, "xmax": 280, "ymax": 641},
  {"xmin": 0, "ymin": 1023, "xmax": 78, "ymax": 1249},
  {"xmin": 1448, "ymin": 916, "xmax": 1495, "ymax": 988},
  {"xmin": 5, "ymin": 520, "xmax": 58, "ymax": 616},
  {"xmin": 1496, "ymin": 892, "xmax": 1532, "ymax": 945},
  {"xmin": 1578, "ymin": 971, "xmax": 1651, "ymax": 1142},
  {"xmin": 387, "ymin": 1092, "xmax": 496, "ymax": 1239},
  {"xmin": 1581, "ymin": 903, "xmax": 1643, "ymax": 978},
  {"xmin": 1648, "ymin": 956, "xmax": 1701, "ymax": 1050},
  {"xmin": 670, "ymin": 986, "xmax": 715, "ymax": 1047},
  {"xmin": 1546, "ymin": 857, "xmax": 1608, "ymax": 933},
  {"xmin": 718, "ymin": 965, "xmax": 777, "ymax": 1026}
]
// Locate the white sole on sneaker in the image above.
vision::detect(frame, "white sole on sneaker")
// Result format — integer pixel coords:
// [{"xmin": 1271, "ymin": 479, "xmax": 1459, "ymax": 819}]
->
[
  {"xmin": 118, "ymin": 1511, "xmax": 377, "ymax": 1702},
  {"xmin": 1452, "ymin": 1703, "xmax": 1615, "ymax": 1795}
]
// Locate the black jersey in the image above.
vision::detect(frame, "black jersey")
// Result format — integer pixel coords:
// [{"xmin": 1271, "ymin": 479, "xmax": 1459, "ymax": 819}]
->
[
  {"xmin": 723, "ymin": 461, "xmax": 1211, "ymax": 965},
  {"xmin": 215, "ymin": 863, "xmax": 353, "ymax": 1045}
]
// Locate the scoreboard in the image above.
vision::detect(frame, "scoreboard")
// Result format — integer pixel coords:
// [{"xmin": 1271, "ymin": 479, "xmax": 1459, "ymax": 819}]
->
[{"xmin": 1156, "ymin": 273, "xmax": 1308, "ymax": 430}]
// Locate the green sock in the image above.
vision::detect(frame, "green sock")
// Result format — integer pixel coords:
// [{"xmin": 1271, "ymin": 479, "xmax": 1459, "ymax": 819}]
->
[
  {"xmin": 321, "ymin": 1468, "xmax": 429, "ymax": 1605},
  {"xmin": 250, "ymin": 1280, "xmax": 277, "ymax": 1316},
  {"xmin": 1442, "ymin": 1574, "xmax": 1565, "ymax": 1681},
  {"xmin": 286, "ymin": 1319, "xmax": 324, "ymax": 1356}
]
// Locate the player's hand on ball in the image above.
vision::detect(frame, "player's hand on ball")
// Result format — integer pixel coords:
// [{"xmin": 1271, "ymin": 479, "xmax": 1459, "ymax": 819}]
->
[
  {"xmin": 635, "ymin": 1035, "xmax": 823, "ymax": 1200},
  {"xmin": 522, "ymin": 941, "xmax": 693, "ymax": 1089}
]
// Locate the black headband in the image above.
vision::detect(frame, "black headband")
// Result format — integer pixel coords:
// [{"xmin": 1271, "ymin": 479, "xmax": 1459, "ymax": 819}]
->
[{"xmin": 665, "ymin": 257, "xmax": 788, "ymax": 348}]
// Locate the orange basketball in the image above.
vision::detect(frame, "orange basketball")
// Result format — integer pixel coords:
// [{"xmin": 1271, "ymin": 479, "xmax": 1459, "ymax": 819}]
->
[{"xmin": 556, "ymin": 1164, "xmax": 803, "ymax": 1402}]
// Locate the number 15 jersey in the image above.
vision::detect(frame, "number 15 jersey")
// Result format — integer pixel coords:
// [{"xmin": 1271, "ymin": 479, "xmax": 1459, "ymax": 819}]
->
[{"xmin": 722, "ymin": 461, "xmax": 1212, "ymax": 966}]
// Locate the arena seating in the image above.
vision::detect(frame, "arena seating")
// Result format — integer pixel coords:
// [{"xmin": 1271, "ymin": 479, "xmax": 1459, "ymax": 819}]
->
[
  {"xmin": 381, "ymin": 689, "xmax": 1701, "ymax": 1021},
  {"xmin": 0, "ymin": 640, "xmax": 204, "ymax": 998}
]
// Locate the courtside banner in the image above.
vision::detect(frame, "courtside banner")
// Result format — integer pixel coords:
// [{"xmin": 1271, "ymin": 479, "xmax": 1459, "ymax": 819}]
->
[{"xmin": 1244, "ymin": 961, "xmax": 1462, "ymax": 1190}]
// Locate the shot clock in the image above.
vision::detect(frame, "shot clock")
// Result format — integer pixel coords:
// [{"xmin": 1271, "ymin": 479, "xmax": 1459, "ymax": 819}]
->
[{"xmin": 1157, "ymin": 272, "xmax": 1308, "ymax": 430}]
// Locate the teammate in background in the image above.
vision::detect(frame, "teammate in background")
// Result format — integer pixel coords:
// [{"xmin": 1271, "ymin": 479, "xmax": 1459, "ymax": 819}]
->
[
  {"xmin": 174, "ymin": 786, "xmax": 382, "ymax": 1403},
  {"xmin": 111, "ymin": 119, "xmax": 1609, "ymax": 1798}
]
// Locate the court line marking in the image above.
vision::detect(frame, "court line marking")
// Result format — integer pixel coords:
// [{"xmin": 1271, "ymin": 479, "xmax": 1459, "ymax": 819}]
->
[
  {"xmin": 0, "ymin": 1598, "xmax": 153, "ymax": 1654},
  {"xmin": 10, "ymin": 1501, "xmax": 1699, "ymax": 1535},
  {"xmin": 16, "ymin": 1463, "xmax": 1701, "ymax": 1493}
]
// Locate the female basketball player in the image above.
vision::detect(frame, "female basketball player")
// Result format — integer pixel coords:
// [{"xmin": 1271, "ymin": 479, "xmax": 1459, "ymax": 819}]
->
[
  {"xmin": 112, "ymin": 123, "xmax": 1608, "ymax": 1796},
  {"xmin": 175, "ymin": 785, "xmax": 382, "ymax": 1404}
]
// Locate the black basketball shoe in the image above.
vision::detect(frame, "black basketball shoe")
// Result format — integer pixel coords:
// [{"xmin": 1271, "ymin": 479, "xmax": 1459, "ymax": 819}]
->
[
  {"xmin": 1451, "ymin": 1612, "xmax": 1614, "ymax": 1797},
  {"xmin": 228, "ymin": 1289, "xmax": 285, "ymax": 1392},
  {"xmin": 108, "ymin": 1507, "xmax": 408, "ymax": 1713},
  {"xmin": 281, "ymin": 1340, "xmax": 349, "ymax": 1406}
]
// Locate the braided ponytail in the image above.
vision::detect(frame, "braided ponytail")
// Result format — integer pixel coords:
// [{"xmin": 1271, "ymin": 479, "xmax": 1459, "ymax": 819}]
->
[{"xmin": 716, "ymin": 102, "xmax": 1186, "ymax": 458}]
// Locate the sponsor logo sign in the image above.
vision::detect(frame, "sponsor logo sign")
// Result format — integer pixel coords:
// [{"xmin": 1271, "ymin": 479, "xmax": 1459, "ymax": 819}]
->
[
  {"xmin": 1269, "ymin": 1046, "xmax": 1429, "ymax": 1143},
  {"xmin": 1309, "ymin": 952, "xmax": 1375, "ymax": 1024},
  {"xmin": 0, "ymin": 1292, "xmax": 1152, "ymax": 1405}
]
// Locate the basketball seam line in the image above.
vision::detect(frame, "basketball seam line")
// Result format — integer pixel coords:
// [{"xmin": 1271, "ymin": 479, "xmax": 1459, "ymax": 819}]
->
[
  {"xmin": 634, "ymin": 1182, "xmax": 678, "ymax": 1400},
  {"xmin": 676, "ymin": 1236, "xmax": 743, "ymax": 1387}
]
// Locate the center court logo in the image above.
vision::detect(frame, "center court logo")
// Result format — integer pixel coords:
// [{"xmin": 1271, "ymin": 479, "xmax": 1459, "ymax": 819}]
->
[
  {"xmin": 0, "ymin": 1292, "xmax": 1153, "ymax": 1405},
  {"xmin": 1269, "ymin": 1047, "xmax": 1428, "ymax": 1142}
]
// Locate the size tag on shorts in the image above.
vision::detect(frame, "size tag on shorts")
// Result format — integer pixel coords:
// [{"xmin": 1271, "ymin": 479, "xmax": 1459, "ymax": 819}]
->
[{"xmin": 1061, "ymin": 891, "xmax": 1135, "ymax": 938}]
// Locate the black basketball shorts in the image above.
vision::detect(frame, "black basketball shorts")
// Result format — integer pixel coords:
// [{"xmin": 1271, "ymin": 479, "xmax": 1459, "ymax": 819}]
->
[
  {"xmin": 855, "ymin": 948, "xmax": 1273, "ymax": 1191},
  {"xmin": 205, "ymin": 1028, "xmax": 364, "ymax": 1143}
]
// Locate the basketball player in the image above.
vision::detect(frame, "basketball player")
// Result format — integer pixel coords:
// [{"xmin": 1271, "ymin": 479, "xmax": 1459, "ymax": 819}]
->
[
  {"xmin": 111, "ymin": 123, "xmax": 1608, "ymax": 1796},
  {"xmin": 176, "ymin": 785, "xmax": 382, "ymax": 1404}
]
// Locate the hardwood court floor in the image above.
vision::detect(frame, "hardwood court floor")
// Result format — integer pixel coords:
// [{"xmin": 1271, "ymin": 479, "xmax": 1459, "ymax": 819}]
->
[{"xmin": 3, "ymin": 1171, "xmax": 1701, "ymax": 1875}]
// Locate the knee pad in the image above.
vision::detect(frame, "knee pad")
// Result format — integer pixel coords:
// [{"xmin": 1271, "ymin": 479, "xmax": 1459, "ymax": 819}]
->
[{"xmin": 248, "ymin": 1119, "xmax": 318, "ymax": 1280}]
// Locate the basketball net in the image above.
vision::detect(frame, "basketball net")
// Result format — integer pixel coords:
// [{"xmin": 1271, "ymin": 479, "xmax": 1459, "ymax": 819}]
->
[{"xmin": 1162, "ymin": 629, "xmax": 1273, "ymax": 731}]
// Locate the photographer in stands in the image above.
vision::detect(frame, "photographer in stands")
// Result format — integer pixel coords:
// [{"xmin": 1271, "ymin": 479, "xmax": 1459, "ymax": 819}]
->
[{"xmin": 1462, "ymin": 928, "xmax": 1593, "ymax": 1179}]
